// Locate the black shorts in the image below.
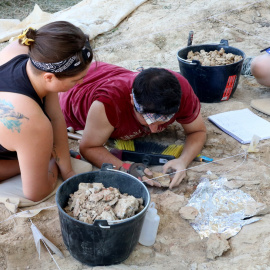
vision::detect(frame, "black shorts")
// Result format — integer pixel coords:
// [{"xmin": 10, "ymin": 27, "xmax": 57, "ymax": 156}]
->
[{"xmin": 0, "ymin": 145, "xmax": 17, "ymax": 160}]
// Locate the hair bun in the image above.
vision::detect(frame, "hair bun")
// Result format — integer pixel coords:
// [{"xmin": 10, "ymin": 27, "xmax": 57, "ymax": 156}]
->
[{"xmin": 18, "ymin": 27, "xmax": 36, "ymax": 46}]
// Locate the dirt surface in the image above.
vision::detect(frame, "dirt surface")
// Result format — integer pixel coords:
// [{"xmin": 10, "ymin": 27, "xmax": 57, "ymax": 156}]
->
[{"xmin": 1, "ymin": 0, "xmax": 270, "ymax": 269}]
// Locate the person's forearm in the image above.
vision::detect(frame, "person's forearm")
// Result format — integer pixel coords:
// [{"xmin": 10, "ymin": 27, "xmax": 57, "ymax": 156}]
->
[
  {"xmin": 45, "ymin": 93, "xmax": 74, "ymax": 180},
  {"xmin": 178, "ymin": 131, "xmax": 207, "ymax": 166},
  {"xmin": 48, "ymin": 157, "xmax": 59, "ymax": 189},
  {"xmin": 51, "ymin": 117, "xmax": 74, "ymax": 180},
  {"xmin": 80, "ymin": 145, "xmax": 123, "ymax": 169}
]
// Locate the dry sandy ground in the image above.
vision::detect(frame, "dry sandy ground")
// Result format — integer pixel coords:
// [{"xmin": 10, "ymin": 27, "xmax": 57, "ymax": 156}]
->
[{"xmin": 1, "ymin": 0, "xmax": 270, "ymax": 269}]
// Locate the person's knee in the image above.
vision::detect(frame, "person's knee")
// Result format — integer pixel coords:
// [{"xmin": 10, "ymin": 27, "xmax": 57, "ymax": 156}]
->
[
  {"xmin": 250, "ymin": 56, "xmax": 263, "ymax": 77},
  {"xmin": 250, "ymin": 55, "xmax": 270, "ymax": 79}
]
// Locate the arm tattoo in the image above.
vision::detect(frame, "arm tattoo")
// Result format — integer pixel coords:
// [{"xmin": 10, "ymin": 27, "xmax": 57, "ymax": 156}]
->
[
  {"xmin": 0, "ymin": 99, "xmax": 29, "ymax": 132},
  {"xmin": 48, "ymin": 170, "xmax": 55, "ymax": 178},
  {"xmin": 52, "ymin": 144, "xmax": 60, "ymax": 163}
]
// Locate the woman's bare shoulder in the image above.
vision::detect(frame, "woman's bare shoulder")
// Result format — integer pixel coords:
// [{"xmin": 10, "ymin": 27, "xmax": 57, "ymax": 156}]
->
[
  {"xmin": 0, "ymin": 93, "xmax": 51, "ymax": 150},
  {"xmin": 0, "ymin": 40, "xmax": 29, "ymax": 66}
]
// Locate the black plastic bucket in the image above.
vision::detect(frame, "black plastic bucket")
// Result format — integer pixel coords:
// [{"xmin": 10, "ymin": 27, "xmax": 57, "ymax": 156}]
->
[
  {"xmin": 56, "ymin": 164, "xmax": 150, "ymax": 266},
  {"xmin": 177, "ymin": 39, "xmax": 245, "ymax": 103}
]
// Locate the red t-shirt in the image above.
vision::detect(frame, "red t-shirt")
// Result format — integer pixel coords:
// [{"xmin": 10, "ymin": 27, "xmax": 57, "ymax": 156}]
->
[{"xmin": 59, "ymin": 62, "xmax": 200, "ymax": 140}]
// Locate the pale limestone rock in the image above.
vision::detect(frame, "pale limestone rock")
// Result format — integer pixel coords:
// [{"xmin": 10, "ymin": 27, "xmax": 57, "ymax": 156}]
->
[
  {"xmin": 179, "ymin": 206, "xmax": 199, "ymax": 220},
  {"xmin": 187, "ymin": 48, "xmax": 242, "ymax": 66},
  {"xmin": 102, "ymin": 189, "xmax": 116, "ymax": 202},
  {"xmin": 73, "ymin": 198, "xmax": 80, "ymax": 217},
  {"xmin": 114, "ymin": 196, "xmax": 139, "ymax": 219},
  {"xmin": 96, "ymin": 209, "xmax": 117, "ymax": 221},
  {"xmin": 92, "ymin": 183, "xmax": 104, "ymax": 192},
  {"xmin": 206, "ymin": 233, "xmax": 230, "ymax": 259},
  {"xmin": 152, "ymin": 172, "xmax": 170, "ymax": 187},
  {"xmin": 158, "ymin": 190, "xmax": 186, "ymax": 212},
  {"xmin": 224, "ymin": 180, "xmax": 244, "ymax": 189},
  {"xmin": 89, "ymin": 192, "xmax": 104, "ymax": 203},
  {"xmin": 64, "ymin": 182, "xmax": 143, "ymax": 224},
  {"xmin": 244, "ymin": 202, "xmax": 270, "ymax": 216},
  {"xmin": 78, "ymin": 183, "xmax": 92, "ymax": 190}
]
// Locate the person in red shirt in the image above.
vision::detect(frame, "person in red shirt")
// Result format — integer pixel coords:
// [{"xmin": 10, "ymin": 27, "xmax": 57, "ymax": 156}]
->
[{"xmin": 59, "ymin": 62, "xmax": 206, "ymax": 189}]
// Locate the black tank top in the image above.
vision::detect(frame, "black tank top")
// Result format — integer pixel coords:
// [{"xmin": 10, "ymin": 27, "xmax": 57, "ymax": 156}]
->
[{"xmin": 0, "ymin": 55, "xmax": 46, "ymax": 160}]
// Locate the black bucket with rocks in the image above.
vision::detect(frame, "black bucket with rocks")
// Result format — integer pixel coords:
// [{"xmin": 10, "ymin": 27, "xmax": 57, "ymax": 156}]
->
[
  {"xmin": 56, "ymin": 164, "xmax": 150, "ymax": 266},
  {"xmin": 177, "ymin": 39, "xmax": 245, "ymax": 103}
]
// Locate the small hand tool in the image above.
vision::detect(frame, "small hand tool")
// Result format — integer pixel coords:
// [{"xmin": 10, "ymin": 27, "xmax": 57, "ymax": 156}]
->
[
  {"xmin": 194, "ymin": 154, "xmax": 213, "ymax": 163},
  {"xmin": 187, "ymin": 30, "xmax": 194, "ymax": 46},
  {"xmin": 70, "ymin": 150, "xmax": 87, "ymax": 161},
  {"xmin": 194, "ymin": 154, "xmax": 220, "ymax": 164}
]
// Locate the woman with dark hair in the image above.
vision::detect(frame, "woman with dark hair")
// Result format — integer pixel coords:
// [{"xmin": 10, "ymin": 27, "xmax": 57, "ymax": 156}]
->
[{"xmin": 0, "ymin": 21, "xmax": 93, "ymax": 201}]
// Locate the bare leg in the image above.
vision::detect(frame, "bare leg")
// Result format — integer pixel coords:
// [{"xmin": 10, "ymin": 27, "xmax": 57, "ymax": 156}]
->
[
  {"xmin": 0, "ymin": 159, "xmax": 20, "ymax": 181},
  {"xmin": 251, "ymin": 54, "xmax": 270, "ymax": 87}
]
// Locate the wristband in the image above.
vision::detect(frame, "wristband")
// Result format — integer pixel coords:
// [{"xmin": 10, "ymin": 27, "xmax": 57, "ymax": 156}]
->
[{"xmin": 121, "ymin": 163, "xmax": 131, "ymax": 170}]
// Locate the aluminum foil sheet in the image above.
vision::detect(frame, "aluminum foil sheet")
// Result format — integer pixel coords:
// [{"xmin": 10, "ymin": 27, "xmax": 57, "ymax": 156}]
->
[{"xmin": 187, "ymin": 177, "xmax": 260, "ymax": 239}]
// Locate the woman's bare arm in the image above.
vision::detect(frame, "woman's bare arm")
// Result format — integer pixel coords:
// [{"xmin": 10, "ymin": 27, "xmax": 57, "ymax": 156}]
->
[
  {"xmin": 45, "ymin": 92, "xmax": 75, "ymax": 180},
  {"xmin": 0, "ymin": 95, "xmax": 58, "ymax": 201}
]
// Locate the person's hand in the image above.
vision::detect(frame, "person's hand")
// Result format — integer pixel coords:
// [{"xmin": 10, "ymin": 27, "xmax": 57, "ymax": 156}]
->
[
  {"xmin": 120, "ymin": 163, "xmax": 161, "ymax": 187},
  {"xmin": 163, "ymin": 159, "xmax": 187, "ymax": 189}
]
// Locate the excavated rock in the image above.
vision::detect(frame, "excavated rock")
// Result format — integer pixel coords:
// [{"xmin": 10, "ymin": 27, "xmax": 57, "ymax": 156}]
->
[
  {"xmin": 64, "ymin": 182, "xmax": 144, "ymax": 224},
  {"xmin": 187, "ymin": 48, "xmax": 243, "ymax": 66}
]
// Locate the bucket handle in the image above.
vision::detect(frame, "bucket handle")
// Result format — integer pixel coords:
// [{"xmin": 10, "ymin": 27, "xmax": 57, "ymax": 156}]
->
[
  {"xmin": 93, "ymin": 220, "xmax": 111, "ymax": 229},
  {"xmin": 177, "ymin": 58, "xmax": 198, "ymax": 65},
  {"xmin": 101, "ymin": 163, "xmax": 115, "ymax": 171},
  {"xmin": 178, "ymin": 58, "xmax": 201, "ymax": 66},
  {"xmin": 219, "ymin": 39, "xmax": 229, "ymax": 47},
  {"xmin": 99, "ymin": 224, "xmax": 111, "ymax": 229}
]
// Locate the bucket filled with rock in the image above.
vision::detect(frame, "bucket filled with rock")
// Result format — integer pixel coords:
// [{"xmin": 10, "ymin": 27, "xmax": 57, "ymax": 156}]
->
[
  {"xmin": 56, "ymin": 163, "xmax": 150, "ymax": 266},
  {"xmin": 177, "ymin": 39, "xmax": 245, "ymax": 103}
]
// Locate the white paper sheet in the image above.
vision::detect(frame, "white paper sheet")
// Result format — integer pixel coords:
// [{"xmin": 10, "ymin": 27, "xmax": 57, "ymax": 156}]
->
[{"xmin": 208, "ymin": 108, "xmax": 270, "ymax": 144}]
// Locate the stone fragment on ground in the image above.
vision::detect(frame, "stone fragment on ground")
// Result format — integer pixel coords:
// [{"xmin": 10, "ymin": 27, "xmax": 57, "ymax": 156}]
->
[
  {"xmin": 206, "ymin": 233, "xmax": 231, "ymax": 260},
  {"xmin": 224, "ymin": 180, "xmax": 244, "ymax": 189},
  {"xmin": 155, "ymin": 190, "xmax": 186, "ymax": 212},
  {"xmin": 244, "ymin": 201, "xmax": 270, "ymax": 217},
  {"xmin": 179, "ymin": 206, "xmax": 199, "ymax": 220}
]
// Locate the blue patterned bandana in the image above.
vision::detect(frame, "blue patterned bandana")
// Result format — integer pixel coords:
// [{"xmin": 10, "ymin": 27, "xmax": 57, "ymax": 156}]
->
[{"xmin": 132, "ymin": 89, "xmax": 174, "ymax": 125}]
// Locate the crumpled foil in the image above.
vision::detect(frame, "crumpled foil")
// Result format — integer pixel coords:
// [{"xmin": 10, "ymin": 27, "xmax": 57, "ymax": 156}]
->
[{"xmin": 187, "ymin": 177, "xmax": 260, "ymax": 239}]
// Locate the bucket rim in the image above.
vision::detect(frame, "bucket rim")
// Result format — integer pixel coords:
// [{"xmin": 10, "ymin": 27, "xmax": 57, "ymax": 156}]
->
[
  {"xmin": 176, "ymin": 56, "xmax": 245, "ymax": 67},
  {"xmin": 177, "ymin": 42, "xmax": 246, "ymax": 53},
  {"xmin": 55, "ymin": 169, "xmax": 151, "ymax": 227},
  {"xmin": 177, "ymin": 42, "xmax": 246, "ymax": 66}
]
